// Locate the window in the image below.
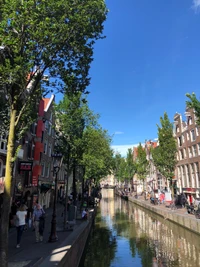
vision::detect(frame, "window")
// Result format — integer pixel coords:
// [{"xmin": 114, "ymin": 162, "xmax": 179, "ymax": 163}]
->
[
  {"xmin": 180, "ymin": 150, "xmax": 184, "ymax": 160},
  {"xmin": 190, "ymin": 163, "xmax": 195, "ymax": 187},
  {"xmin": 186, "ymin": 164, "xmax": 191, "ymax": 184},
  {"xmin": 198, "ymin": 144, "xmax": 200, "ymax": 155},
  {"xmin": 41, "ymin": 163, "xmax": 45, "ymax": 177},
  {"xmin": 48, "ymin": 145, "xmax": 51, "ymax": 157},
  {"xmin": 195, "ymin": 163, "xmax": 200, "ymax": 187},
  {"xmin": 0, "ymin": 160, "xmax": 2, "ymax": 176},
  {"xmin": 30, "ymin": 123, "xmax": 37, "ymax": 135},
  {"xmin": 186, "ymin": 132, "xmax": 190, "ymax": 141},
  {"xmin": 176, "ymin": 126, "xmax": 180, "ymax": 133},
  {"xmin": 181, "ymin": 166, "xmax": 186, "ymax": 187},
  {"xmin": 50, "ymin": 112, "xmax": 53, "ymax": 122},
  {"xmin": 196, "ymin": 127, "xmax": 199, "ymax": 137},
  {"xmin": 188, "ymin": 147, "xmax": 193, "ymax": 158},
  {"xmin": 182, "ymin": 134, "xmax": 185, "ymax": 143},
  {"xmin": 178, "ymin": 136, "xmax": 182, "ymax": 146},
  {"xmin": 45, "ymin": 164, "xmax": 50, "ymax": 177},
  {"xmin": 192, "ymin": 145, "xmax": 197, "ymax": 157},
  {"xmin": 188, "ymin": 116, "xmax": 192, "ymax": 125},
  {"xmin": 0, "ymin": 135, "xmax": 7, "ymax": 152},
  {"xmin": 45, "ymin": 120, "xmax": 49, "ymax": 131},
  {"xmin": 44, "ymin": 142, "xmax": 48, "ymax": 154},
  {"xmin": 190, "ymin": 129, "xmax": 195, "ymax": 142},
  {"xmin": 183, "ymin": 148, "xmax": 187, "ymax": 158},
  {"xmin": 48, "ymin": 123, "xmax": 52, "ymax": 136}
]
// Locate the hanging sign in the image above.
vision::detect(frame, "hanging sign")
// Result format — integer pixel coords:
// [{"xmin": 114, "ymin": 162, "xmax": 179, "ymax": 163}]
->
[{"xmin": 19, "ymin": 162, "xmax": 33, "ymax": 172}]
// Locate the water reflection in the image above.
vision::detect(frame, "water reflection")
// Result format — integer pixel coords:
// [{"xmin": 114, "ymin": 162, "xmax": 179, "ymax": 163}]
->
[{"xmin": 81, "ymin": 189, "xmax": 200, "ymax": 267}]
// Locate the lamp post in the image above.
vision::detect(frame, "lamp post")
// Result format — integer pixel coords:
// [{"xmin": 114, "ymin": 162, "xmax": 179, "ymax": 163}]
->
[{"xmin": 49, "ymin": 153, "xmax": 63, "ymax": 243}]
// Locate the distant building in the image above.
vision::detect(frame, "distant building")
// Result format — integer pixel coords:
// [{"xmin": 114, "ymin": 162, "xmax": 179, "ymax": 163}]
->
[{"xmin": 174, "ymin": 108, "xmax": 200, "ymax": 201}]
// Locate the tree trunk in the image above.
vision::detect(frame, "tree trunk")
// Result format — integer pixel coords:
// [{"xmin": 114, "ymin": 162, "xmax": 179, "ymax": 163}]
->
[
  {"xmin": 0, "ymin": 108, "xmax": 16, "ymax": 267},
  {"xmin": 73, "ymin": 166, "xmax": 76, "ymax": 205}
]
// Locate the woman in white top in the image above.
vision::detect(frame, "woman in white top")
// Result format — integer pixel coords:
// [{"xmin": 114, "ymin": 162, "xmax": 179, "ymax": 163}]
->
[{"xmin": 16, "ymin": 204, "xmax": 27, "ymax": 248}]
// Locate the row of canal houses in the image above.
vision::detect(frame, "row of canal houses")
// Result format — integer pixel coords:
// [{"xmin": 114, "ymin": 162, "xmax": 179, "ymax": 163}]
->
[
  {"xmin": 105, "ymin": 106, "xmax": 200, "ymax": 202},
  {"xmin": 135, "ymin": 106, "xmax": 200, "ymax": 202},
  {"xmin": 0, "ymin": 94, "xmax": 68, "ymax": 212}
]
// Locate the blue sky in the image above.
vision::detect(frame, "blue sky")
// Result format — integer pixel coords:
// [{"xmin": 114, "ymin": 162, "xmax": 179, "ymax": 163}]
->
[{"xmin": 84, "ymin": 0, "xmax": 200, "ymax": 156}]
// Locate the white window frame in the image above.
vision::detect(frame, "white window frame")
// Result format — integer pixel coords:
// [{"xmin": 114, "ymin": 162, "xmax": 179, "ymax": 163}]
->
[
  {"xmin": 190, "ymin": 129, "xmax": 195, "ymax": 142},
  {"xmin": 42, "ymin": 163, "xmax": 45, "ymax": 177},
  {"xmin": 183, "ymin": 148, "xmax": 187, "ymax": 158},
  {"xmin": 188, "ymin": 147, "xmax": 193, "ymax": 158},
  {"xmin": 198, "ymin": 143, "xmax": 200, "ymax": 155},
  {"xmin": 196, "ymin": 126, "xmax": 199, "ymax": 137},
  {"xmin": 182, "ymin": 134, "xmax": 185, "ymax": 143},
  {"xmin": 186, "ymin": 132, "xmax": 190, "ymax": 141},
  {"xmin": 192, "ymin": 145, "xmax": 197, "ymax": 157},
  {"xmin": 44, "ymin": 141, "xmax": 48, "ymax": 154},
  {"xmin": 48, "ymin": 145, "xmax": 52, "ymax": 157}
]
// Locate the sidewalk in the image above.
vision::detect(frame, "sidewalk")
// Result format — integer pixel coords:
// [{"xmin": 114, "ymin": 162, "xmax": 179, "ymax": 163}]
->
[
  {"xmin": 8, "ymin": 202, "xmax": 84, "ymax": 267},
  {"xmin": 128, "ymin": 194, "xmax": 200, "ymax": 234}
]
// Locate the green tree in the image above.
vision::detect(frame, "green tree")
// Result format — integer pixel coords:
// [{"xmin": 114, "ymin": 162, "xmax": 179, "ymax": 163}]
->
[
  {"xmin": 126, "ymin": 148, "xmax": 136, "ymax": 190},
  {"xmin": 113, "ymin": 153, "xmax": 123, "ymax": 185},
  {"xmin": 0, "ymin": 0, "xmax": 107, "ymax": 264},
  {"xmin": 152, "ymin": 112, "xmax": 177, "ymax": 196},
  {"xmin": 55, "ymin": 92, "xmax": 99, "ymax": 201},
  {"xmin": 135, "ymin": 143, "xmax": 149, "ymax": 190},
  {"xmin": 82, "ymin": 127, "xmax": 114, "ymax": 183},
  {"xmin": 186, "ymin": 92, "xmax": 200, "ymax": 125}
]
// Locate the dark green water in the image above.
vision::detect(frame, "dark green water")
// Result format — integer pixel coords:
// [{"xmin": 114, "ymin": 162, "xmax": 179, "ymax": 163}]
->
[{"xmin": 80, "ymin": 189, "xmax": 200, "ymax": 267}]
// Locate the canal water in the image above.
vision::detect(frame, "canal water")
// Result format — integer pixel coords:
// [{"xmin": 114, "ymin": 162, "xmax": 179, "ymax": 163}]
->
[{"xmin": 80, "ymin": 189, "xmax": 200, "ymax": 267}]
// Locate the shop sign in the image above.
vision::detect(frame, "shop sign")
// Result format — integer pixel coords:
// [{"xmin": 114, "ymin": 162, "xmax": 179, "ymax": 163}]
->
[
  {"xmin": 32, "ymin": 176, "xmax": 38, "ymax": 187},
  {"xmin": 182, "ymin": 188, "xmax": 196, "ymax": 193},
  {"xmin": 19, "ymin": 161, "xmax": 33, "ymax": 172},
  {"xmin": 0, "ymin": 177, "xmax": 4, "ymax": 194}
]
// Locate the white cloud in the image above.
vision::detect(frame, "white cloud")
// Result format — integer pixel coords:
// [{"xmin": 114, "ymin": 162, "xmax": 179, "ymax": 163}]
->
[
  {"xmin": 192, "ymin": 0, "xmax": 200, "ymax": 11},
  {"xmin": 111, "ymin": 144, "xmax": 139, "ymax": 157},
  {"xmin": 114, "ymin": 131, "xmax": 124, "ymax": 135}
]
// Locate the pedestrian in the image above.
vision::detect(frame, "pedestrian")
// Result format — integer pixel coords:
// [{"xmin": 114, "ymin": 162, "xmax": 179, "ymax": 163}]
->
[
  {"xmin": 82, "ymin": 208, "xmax": 88, "ymax": 220},
  {"xmin": 15, "ymin": 204, "xmax": 27, "ymax": 248},
  {"xmin": 32, "ymin": 204, "xmax": 45, "ymax": 242}
]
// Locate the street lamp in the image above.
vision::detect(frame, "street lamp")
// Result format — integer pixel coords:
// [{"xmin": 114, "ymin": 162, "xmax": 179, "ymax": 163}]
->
[{"xmin": 49, "ymin": 153, "xmax": 63, "ymax": 243}]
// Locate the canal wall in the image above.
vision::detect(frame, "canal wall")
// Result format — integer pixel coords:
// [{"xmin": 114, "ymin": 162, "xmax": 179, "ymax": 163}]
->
[
  {"xmin": 129, "ymin": 198, "xmax": 200, "ymax": 236},
  {"xmin": 40, "ymin": 210, "xmax": 95, "ymax": 267}
]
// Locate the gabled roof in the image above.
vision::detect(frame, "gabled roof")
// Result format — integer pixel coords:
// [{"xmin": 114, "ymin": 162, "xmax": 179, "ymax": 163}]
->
[{"xmin": 42, "ymin": 95, "xmax": 55, "ymax": 112}]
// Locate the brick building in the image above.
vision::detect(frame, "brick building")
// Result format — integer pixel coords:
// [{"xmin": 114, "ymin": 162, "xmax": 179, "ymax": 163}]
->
[{"xmin": 174, "ymin": 108, "xmax": 200, "ymax": 202}]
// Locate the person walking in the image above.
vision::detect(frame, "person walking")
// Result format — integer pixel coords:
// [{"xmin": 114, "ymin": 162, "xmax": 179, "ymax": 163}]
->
[
  {"xmin": 15, "ymin": 204, "xmax": 27, "ymax": 248},
  {"xmin": 32, "ymin": 204, "xmax": 45, "ymax": 242}
]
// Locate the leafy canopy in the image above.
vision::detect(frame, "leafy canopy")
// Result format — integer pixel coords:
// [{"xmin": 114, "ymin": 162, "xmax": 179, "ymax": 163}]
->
[
  {"xmin": 135, "ymin": 143, "xmax": 148, "ymax": 181},
  {"xmin": 0, "ymin": 0, "xmax": 107, "ymax": 136},
  {"xmin": 186, "ymin": 92, "xmax": 200, "ymax": 125},
  {"xmin": 152, "ymin": 112, "xmax": 177, "ymax": 183},
  {"xmin": 82, "ymin": 127, "xmax": 114, "ymax": 182}
]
